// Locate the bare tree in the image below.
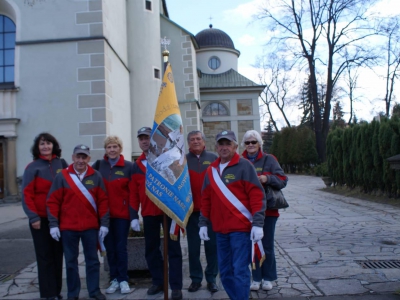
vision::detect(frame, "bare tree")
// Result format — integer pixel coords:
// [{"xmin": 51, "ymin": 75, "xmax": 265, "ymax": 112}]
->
[
  {"xmin": 342, "ymin": 58, "xmax": 360, "ymax": 124},
  {"xmin": 257, "ymin": 0, "xmax": 378, "ymax": 162},
  {"xmin": 378, "ymin": 16, "xmax": 400, "ymax": 117},
  {"xmin": 255, "ymin": 53, "xmax": 296, "ymax": 132}
]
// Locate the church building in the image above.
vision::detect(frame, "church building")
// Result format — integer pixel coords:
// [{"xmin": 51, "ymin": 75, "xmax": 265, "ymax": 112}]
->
[{"xmin": 0, "ymin": 0, "xmax": 264, "ymax": 201}]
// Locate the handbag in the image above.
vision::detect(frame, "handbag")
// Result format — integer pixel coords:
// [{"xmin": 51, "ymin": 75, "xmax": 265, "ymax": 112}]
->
[
  {"xmin": 266, "ymin": 187, "xmax": 289, "ymax": 209},
  {"xmin": 261, "ymin": 155, "xmax": 289, "ymax": 210}
]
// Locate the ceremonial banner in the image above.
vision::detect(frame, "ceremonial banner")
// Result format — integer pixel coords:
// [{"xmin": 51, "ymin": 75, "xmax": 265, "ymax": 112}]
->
[{"xmin": 145, "ymin": 63, "xmax": 193, "ymax": 229}]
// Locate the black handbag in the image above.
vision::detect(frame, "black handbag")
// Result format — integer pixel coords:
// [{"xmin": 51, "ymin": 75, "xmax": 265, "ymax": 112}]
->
[
  {"xmin": 267, "ymin": 187, "xmax": 289, "ymax": 209},
  {"xmin": 261, "ymin": 155, "xmax": 289, "ymax": 210}
]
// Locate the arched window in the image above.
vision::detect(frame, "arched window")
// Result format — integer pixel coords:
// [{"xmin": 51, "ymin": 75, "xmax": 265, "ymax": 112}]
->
[
  {"xmin": 203, "ymin": 102, "xmax": 228, "ymax": 116},
  {"xmin": 0, "ymin": 15, "xmax": 15, "ymax": 85},
  {"xmin": 208, "ymin": 56, "xmax": 220, "ymax": 70}
]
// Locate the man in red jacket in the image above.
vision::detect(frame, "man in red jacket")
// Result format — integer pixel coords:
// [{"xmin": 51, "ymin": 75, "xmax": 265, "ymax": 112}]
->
[
  {"xmin": 129, "ymin": 127, "xmax": 183, "ymax": 300},
  {"xmin": 47, "ymin": 144, "xmax": 109, "ymax": 300},
  {"xmin": 185, "ymin": 131, "xmax": 218, "ymax": 293},
  {"xmin": 199, "ymin": 131, "xmax": 266, "ymax": 300}
]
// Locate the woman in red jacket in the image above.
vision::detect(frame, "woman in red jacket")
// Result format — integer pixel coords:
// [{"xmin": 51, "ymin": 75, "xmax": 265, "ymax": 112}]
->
[
  {"xmin": 241, "ymin": 130, "xmax": 288, "ymax": 292},
  {"xmin": 22, "ymin": 133, "xmax": 67, "ymax": 300},
  {"xmin": 92, "ymin": 136, "xmax": 133, "ymax": 295}
]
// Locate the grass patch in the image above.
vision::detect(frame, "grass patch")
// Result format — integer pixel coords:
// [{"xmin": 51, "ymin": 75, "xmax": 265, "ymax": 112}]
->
[{"xmin": 320, "ymin": 185, "xmax": 400, "ymax": 208}]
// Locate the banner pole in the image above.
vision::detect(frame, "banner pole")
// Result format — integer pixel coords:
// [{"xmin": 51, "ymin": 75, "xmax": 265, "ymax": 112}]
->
[
  {"xmin": 163, "ymin": 213, "xmax": 169, "ymax": 300},
  {"xmin": 162, "ymin": 51, "xmax": 169, "ymax": 300}
]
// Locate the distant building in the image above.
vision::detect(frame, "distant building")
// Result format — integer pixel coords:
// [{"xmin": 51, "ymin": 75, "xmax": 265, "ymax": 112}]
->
[{"xmin": 0, "ymin": 0, "xmax": 264, "ymax": 201}]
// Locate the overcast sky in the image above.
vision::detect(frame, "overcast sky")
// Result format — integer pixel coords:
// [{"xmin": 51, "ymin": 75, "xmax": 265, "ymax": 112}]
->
[{"xmin": 167, "ymin": 0, "xmax": 400, "ymax": 128}]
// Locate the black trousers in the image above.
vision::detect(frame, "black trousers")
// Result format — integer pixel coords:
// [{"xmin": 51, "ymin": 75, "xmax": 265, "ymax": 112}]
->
[{"xmin": 29, "ymin": 217, "xmax": 63, "ymax": 298}]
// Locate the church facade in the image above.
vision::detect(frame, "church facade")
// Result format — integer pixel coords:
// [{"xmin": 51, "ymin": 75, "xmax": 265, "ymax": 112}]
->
[{"xmin": 0, "ymin": 0, "xmax": 263, "ymax": 201}]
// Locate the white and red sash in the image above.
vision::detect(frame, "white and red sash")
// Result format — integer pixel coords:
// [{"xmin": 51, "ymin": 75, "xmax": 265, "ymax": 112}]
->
[
  {"xmin": 169, "ymin": 219, "xmax": 185, "ymax": 241},
  {"xmin": 209, "ymin": 166, "xmax": 252, "ymax": 226},
  {"xmin": 252, "ymin": 240, "xmax": 266, "ymax": 269},
  {"xmin": 62, "ymin": 170, "xmax": 106, "ymax": 255}
]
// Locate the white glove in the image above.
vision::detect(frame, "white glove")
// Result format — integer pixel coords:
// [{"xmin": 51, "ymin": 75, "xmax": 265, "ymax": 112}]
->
[
  {"xmin": 250, "ymin": 226, "xmax": 263, "ymax": 242},
  {"xmin": 98, "ymin": 226, "xmax": 109, "ymax": 241},
  {"xmin": 131, "ymin": 219, "xmax": 141, "ymax": 231},
  {"xmin": 199, "ymin": 226, "xmax": 210, "ymax": 241},
  {"xmin": 50, "ymin": 227, "xmax": 60, "ymax": 241}
]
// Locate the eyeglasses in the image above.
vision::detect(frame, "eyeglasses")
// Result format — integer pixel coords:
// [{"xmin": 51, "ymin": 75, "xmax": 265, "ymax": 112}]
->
[{"xmin": 244, "ymin": 141, "xmax": 258, "ymax": 145}]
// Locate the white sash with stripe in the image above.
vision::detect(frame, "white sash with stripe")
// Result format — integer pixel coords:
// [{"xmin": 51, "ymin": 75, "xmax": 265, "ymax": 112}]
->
[
  {"xmin": 211, "ymin": 167, "xmax": 253, "ymax": 223},
  {"xmin": 69, "ymin": 173, "xmax": 97, "ymax": 212}
]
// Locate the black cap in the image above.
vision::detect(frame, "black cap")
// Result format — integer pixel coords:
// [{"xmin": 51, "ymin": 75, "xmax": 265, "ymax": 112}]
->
[
  {"xmin": 216, "ymin": 130, "xmax": 237, "ymax": 142},
  {"xmin": 73, "ymin": 144, "xmax": 90, "ymax": 156},
  {"xmin": 137, "ymin": 127, "xmax": 152, "ymax": 137}
]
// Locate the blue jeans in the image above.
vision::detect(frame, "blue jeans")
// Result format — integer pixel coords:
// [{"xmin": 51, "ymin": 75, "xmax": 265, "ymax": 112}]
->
[
  {"xmin": 104, "ymin": 218, "xmax": 130, "ymax": 282},
  {"xmin": 252, "ymin": 216, "xmax": 278, "ymax": 282},
  {"xmin": 186, "ymin": 211, "xmax": 218, "ymax": 284},
  {"xmin": 61, "ymin": 229, "xmax": 100, "ymax": 298},
  {"xmin": 143, "ymin": 215, "xmax": 182, "ymax": 290},
  {"xmin": 216, "ymin": 232, "xmax": 251, "ymax": 300}
]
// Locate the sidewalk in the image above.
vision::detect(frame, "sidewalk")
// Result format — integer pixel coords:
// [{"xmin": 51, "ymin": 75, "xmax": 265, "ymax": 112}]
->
[{"xmin": 0, "ymin": 175, "xmax": 399, "ymax": 299}]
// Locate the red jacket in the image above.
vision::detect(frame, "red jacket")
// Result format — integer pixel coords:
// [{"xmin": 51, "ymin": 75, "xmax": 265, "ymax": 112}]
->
[
  {"xmin": 242, "ymin": 150, "xmax": 288, "ymax": 217},
  {"xmin": 199, "ymin": 153, "xmax": 266, "ymax": 234},
  {"xmin": 186, "ymin": 149, "xmax": 217, "ymax": 212},
  {"xmin": 129, "ymin": 153, "xmax": 163, "ymax": 219},
  {"xmin": 22, "ymin": 155, "xmax": 67, "ymax": 223},
  {"xmin": 47, "ymin": 164, "xmax": 109, "ymax": 231},
  {"xmin": 92, "ymin": 155, "xmax": 132, "ymax": 220}
]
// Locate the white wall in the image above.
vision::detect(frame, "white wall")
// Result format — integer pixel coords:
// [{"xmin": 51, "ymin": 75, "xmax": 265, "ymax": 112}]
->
[
  {"xmin": 196, "ymin": 49, "xmax": 238, "ymax": 74},
  {"xmin": 127, "ymin": 0, "xmax": 162, "ymax": 157}
]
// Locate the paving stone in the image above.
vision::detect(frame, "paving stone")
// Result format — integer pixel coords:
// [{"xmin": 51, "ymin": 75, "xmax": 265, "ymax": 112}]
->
[{"xmin": 317, "ymin": 279, "xmax": 369, "ymax": 295}]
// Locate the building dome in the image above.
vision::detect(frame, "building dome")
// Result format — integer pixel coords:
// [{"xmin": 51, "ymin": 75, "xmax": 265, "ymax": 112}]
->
[{"xmin": 195, "ymin": 25, "xmax": 235, "ymax": 50}]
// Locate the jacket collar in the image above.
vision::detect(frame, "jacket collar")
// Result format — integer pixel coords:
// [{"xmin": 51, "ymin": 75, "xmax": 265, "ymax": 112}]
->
[
  {"xmin": 103, "ymin": 154, "xmax": 125, "ymax": 167},
  {"xmin": 210, "ymin": 152, "xmax": 240, "ymax": 168}
]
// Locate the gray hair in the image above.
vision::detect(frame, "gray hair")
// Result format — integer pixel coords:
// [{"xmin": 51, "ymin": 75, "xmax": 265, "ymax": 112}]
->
[
  {"xmin": 241, "ymin": 130, "xmax": 263, "ymax": 147},
  {"xmin": 187, "ymin": 130, "xmax": 206, "ymax": 142}
]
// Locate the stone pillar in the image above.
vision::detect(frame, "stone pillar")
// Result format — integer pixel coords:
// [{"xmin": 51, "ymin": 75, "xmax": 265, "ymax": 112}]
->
[{"xmin": 4, "ymin": 137, "xmax": 19, "ymax": 202}]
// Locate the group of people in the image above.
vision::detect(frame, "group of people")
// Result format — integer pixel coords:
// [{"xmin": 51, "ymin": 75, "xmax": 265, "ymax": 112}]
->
[{"xmin": 21, "ymin": 127, "xmax": 287, "ymax": 300}]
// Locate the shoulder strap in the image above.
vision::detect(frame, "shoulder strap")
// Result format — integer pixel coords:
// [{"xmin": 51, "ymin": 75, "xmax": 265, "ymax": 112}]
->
[
  {"xmin": 61, "ymin": 158, "xmax": 68, "ymax": 169},
  {"xmin": 92, "ymin": 159, "xmax": 100, "ymax": 171}
]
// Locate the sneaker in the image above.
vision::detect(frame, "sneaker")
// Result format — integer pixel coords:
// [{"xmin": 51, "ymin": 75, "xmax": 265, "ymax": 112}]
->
[
  {"xmin": 106, "ymin": 278, "xmax": 119, "ymax": 294},
  {"xmin": 120, "ymin": 281, "xmax": 130, "ymax": 294},
  {"xmin": 250, "ymin": 280, "xmax": 261, "ymax": 291},
  {"xmin": 262, "ymin": 280, "xmax": 273, "ymax": 291}
]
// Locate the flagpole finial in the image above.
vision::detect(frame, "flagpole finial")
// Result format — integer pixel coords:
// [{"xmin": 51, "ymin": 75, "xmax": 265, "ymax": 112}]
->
[{"xmin": 160, "ymin": 36, "xmax": 171, "ymax": 62}]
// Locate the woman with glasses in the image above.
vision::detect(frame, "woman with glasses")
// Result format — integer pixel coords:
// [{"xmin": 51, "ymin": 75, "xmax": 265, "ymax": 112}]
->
[{"xmin": 241, "ymin": 130, "xmax": 288, "ymax": 292}]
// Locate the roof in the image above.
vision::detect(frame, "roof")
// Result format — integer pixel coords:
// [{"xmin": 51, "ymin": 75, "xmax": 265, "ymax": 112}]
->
[
  {"xmin": 200, "ymin": 69, "xmax": 264, "ymax": 89},
  {"xmin": 195, "ymin": 25, "xmax": 235, "ymax": 50}
]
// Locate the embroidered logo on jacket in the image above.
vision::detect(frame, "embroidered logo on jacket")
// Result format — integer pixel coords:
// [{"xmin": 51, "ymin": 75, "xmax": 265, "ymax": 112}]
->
[
  {"xmin": 203, "ymin": 161, "xmax": 211, "ymax": 165},
  {"xmin": 85, "ymin": 180, "xmax": 94, "ymax": 185},
  {"xmin": 56, "ymin": 169, "xmax": 62, "ymax": 173},
  {"xmin": 225, "ymin": 174, "xmax": 235, "ymax": 179},
  {"xmin": 256, "ymin": 167, "xmax": 262, "ymax": 172},
  {"xmin": 115, "ymin": 171, "xmax": 124, "ymax": 176}
]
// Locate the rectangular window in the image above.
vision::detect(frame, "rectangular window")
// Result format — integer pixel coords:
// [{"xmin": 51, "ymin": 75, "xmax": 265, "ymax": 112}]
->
[
  {"xmin": 237, "ymin": 99, "xmax": 252, "ymax": 115},
  {"xmin": 145, "ymin": 0, "xmax": 152, "ymax": 11},
  {"xmin": 154, "ymin": 68, "xmax": 160, "ymax": 79}
]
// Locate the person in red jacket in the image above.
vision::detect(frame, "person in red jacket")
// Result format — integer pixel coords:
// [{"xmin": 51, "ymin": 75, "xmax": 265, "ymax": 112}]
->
[
  {"xmin": 241, "ymin": 130, "xmax": 288, "ymax": 292},
  {"xmin": 47, "ymin": 144, "xmax": 109, "ymax": 300},
  {"xmin": 92, "ymin": 136, "xmax": 133, "ymax": 295},
  {"xmin": 199, "ymin": 130, "xmax": 266, "ymax": 300},
  {"xmin": 185, "ymin": 130, "xmax": 218, "ymax": 293},
  {"xmin": 22, "ymin": 132, "xmax": 67, "ymax": 300},
  {"xmin": 129, "ymin": 126, "xmax": 183, "ymax": 300}
]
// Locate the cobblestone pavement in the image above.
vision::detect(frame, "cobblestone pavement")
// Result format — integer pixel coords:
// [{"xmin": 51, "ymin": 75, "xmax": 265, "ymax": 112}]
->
[{"xmin": 0, "ymin": 174, "xmax": 399, "ymax": 299}]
